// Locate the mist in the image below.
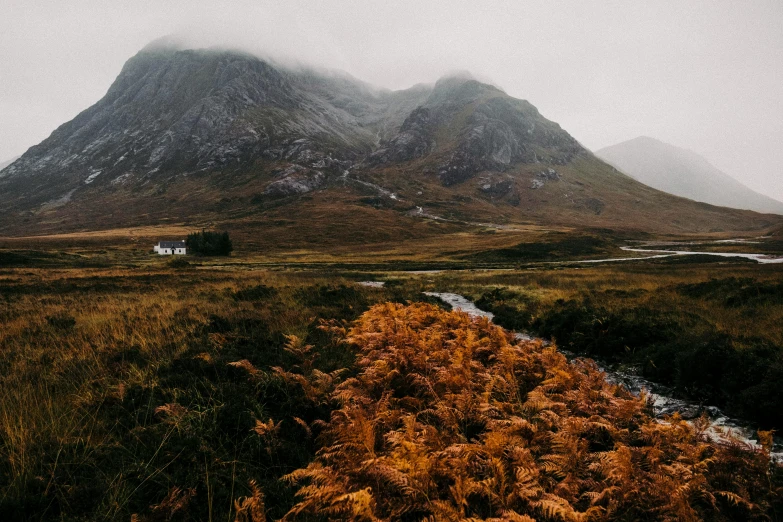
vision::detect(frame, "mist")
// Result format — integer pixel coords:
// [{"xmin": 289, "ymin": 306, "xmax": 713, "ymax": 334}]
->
[{"xmin": 1, "ymin": 0, "xmax": 781, "ymax": 200}]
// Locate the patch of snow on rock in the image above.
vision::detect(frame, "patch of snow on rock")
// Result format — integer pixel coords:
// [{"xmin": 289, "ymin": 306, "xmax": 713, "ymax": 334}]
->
[{"xmin": 39, "ymin": 189, "xmax": 76, "ymax": 211}]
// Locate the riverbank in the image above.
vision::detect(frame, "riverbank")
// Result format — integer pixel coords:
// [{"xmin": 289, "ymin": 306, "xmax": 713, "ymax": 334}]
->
[
  {"xmin": 423, "ymin": 291, "xmax": 783, "ymax": 460},
  {"xmin": 420, "ymin": 261, "xmax": 783, "ymax": 432}
]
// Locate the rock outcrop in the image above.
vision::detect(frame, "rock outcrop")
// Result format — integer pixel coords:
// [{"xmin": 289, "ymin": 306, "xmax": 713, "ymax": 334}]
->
[
  {"xmin": 368, "ymin": 107, "xmax": 437, "ymax": 164},
  {"xmin": 263, "ymin": 166, "xmax": 325, "ymax": 197}
]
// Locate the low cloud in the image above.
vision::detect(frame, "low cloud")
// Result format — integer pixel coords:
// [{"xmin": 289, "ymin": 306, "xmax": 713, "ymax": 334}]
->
[{"xmin": 1, "ymin": 0, "xmax": 781, "ymax": 200}]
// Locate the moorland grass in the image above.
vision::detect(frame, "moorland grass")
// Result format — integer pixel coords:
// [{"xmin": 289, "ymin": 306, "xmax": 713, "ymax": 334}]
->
[
  {"xmin": 431, "ymin": 261, "xmax": 783, "ymax": 429},
  {"xmin": 0, "ymin": 266, "xmax": 426, "ymax": 520},
  {"xmin": 2, "ymin": 244, "xmax": 783, "ymax": 520}
]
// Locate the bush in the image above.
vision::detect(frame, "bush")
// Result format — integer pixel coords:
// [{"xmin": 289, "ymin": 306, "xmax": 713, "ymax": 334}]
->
[
  {"xmin": 167, "ymin": 257, "xmax": 190, "ymax": 269},
  {"xmin": 475, "ymin": 288, "xmax": 536, "ymax": 330},
  {"xmin": 46, "ymin": 313, "xmax": 76, "ymax": 330},
  {"xmin": 185, "ymin": 231, "xmax": 233, "ymax": 256},
  {"xmin": 526, "ymin": 297, "xmax": 783, "ymax": 429},
  {"xmin": 233, "ymin": 284, "xmax": 277, "ymax": 301},
  {"xmin": 468, "ymin": 233, "xmax": 614, "ymax": 262},
  {"xmin": 533, "ymin": 299, "xmax": 682, "ymax": 361},
  {"xmin": 283, "ymin": 303, "xmax": 781, "ymax": 520},
  {"xmin": 677, "ymin": 277, "xmax": 783, "ymax": 307},
  {"xmin": 294, "ymin": 285, "xmax": 367, "ymax": 320}
]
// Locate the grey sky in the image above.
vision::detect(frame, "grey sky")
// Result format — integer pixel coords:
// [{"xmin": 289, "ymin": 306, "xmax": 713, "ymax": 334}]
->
[{"xmin": 1, "ymin": 0, "xmax": 781, "ymax": 201}]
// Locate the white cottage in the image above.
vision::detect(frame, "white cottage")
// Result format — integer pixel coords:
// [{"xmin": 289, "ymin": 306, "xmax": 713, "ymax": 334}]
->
[{"xmin": 154, "ymin": 241, "xmax": 187, "ymax": 255}]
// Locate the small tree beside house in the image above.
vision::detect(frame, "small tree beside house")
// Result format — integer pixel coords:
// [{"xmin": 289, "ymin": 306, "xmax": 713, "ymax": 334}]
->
[{"xmin": 185, "ymin": 230, "xmax": 233, "ymax": 256}]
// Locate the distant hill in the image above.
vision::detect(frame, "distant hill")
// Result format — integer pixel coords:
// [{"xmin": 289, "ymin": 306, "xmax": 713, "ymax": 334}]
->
[
  {"xmin": 0, "ymin": 156, "xmax": 19, "ymax": 171},
  {"xmin": 596, "ymin": 136, "xmax": 783, "ymax": 215},
  {"xmin": 0, "ymin": 42, "xmax": 780, "ymax": 241}
]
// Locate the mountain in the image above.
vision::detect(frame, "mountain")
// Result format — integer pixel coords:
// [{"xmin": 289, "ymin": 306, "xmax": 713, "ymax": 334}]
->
[
  {"xmin": 596, "ymin": 136, "xmax": 783, "ymax": 215},
  {"xmin": 0, "ymin": 42, "xmax": 779, "ymax": 243},
  {"xmin": 0, "ymin": 156, "xmax": 19, "ymax": 171}
]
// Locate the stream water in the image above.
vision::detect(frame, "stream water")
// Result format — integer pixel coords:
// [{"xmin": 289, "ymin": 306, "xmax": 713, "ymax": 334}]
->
[
  {"xmin": 577, "ymin": 244, "xmax": 783, "ymax": 264},
  {"xmin": 423, "ymin": 291, "xmax": 783, "ymax": 460},
  {"xmin": 618, "ymin": 246, "xmax": 783, "ymax": 264}
]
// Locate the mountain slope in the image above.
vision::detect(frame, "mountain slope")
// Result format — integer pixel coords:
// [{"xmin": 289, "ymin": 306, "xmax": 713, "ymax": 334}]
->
[
  {"xmin": 596, "ymin": 136, "xmax": 783, "ymax": 215},
  {"xmin": 0, "ymin": 43, "xmax": 780, "ymax": 241},
  {"xmin": 0, "ymin": 156, "xmax": 19, "ymax": 170}
]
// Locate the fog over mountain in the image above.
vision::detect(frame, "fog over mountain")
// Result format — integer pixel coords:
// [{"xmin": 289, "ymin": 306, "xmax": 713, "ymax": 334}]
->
[
  {"xmin": 1, "ymin": 41, "xmax": 779, "ymax": 238},
  {"xmin": 596, "ymin": 137, "xmax": 783, "ymax": 215},
  {"xmin": 1, "ymin": 1, "xmax": 782, "ymax": 202}
]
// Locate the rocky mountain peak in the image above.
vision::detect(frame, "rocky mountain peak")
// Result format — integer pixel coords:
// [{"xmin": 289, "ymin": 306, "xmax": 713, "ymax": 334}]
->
[
  {"xmin": 9, "ymin": 41, "xmax": 765, "ymax": 237},
  {"xmin": 427, "ymin": 72, "xmax": 501, "ymax": 107},
  {"xmin": 2, "ymin": 43, "xmax": 583, "ymax": 197}
]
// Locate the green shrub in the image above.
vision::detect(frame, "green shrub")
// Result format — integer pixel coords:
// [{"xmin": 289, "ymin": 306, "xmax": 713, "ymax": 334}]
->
[
  {"xmin": 522, "ymin": 297, "xmax": 783, "ymax": 429},
  {"xmin": 677, "ymin": 277, "xmax": 783, "ymax": 307},
  {"xmin": 467, "ymin": 233, "xmax": 614, "ymax": 262},
  {"xmin": 294, "ymin": 285, "xmax": 367, "ymax": 320},
  {"xmin": 475, "ymin": 288, "xmax": 536, "ymax": 330}
]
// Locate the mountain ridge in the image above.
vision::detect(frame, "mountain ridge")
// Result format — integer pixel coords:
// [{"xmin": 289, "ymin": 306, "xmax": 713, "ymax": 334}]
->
[
  {"xmin": 1, "ymin": 43, "xmax": 780, "ymax": 240},
  {"xmin": 596, "ymin": 136, "xmax": 783, "ymax": 215}
]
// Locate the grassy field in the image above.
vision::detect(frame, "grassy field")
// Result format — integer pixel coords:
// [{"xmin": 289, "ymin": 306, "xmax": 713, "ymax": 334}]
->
[
  {"xmin": 0, "ymin": 260, "xmax": 445, "ymax": 519},
  {"xmin": 1, "ymin": 233, "xmax": 782, "ymax": 520}
]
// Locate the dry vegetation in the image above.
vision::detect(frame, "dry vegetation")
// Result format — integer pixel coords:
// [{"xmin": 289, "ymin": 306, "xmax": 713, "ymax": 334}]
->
[
  {"xmin": 1, "ymin": 243, "xmax": 782, "ymax": 520},
  {"xmin": 0, "ymin": 265, "xmax": 411, "ymax": 519},
  {"xmin": 282, "ymin": 303, "xmax": 780, "ymax": 521},
  {"xmin": 431, "ymin": 261, "xmax": 783, "ymax": 429},
  {"xmin": 435, "ymin": 262, "xmax": 783, "ymax": 348}
]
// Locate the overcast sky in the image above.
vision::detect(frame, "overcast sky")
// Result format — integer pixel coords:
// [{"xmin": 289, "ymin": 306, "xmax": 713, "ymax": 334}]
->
[{"xmin": 1, "ymin": 0, "xmax": 781, "ymax": 200}]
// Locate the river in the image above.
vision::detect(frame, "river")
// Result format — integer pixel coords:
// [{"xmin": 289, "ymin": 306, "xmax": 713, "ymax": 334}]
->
[{"xmin": 578, "ymin": 242, "xmax": 783, "ymax": 265}]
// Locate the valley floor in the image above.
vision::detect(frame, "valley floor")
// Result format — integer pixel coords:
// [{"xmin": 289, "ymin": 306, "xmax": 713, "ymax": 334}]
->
[{"xmin": 1, "ymin": 231, "xmax": 783, "ymax": 520}]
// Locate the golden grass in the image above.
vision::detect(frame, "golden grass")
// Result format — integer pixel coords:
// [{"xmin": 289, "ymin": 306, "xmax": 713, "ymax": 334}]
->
[
  {"xmin": 428, "ymin": 262, "xmax": 783, "ymax": 346},
  {"xmin": 2, "ymin": 250, "xmax": 782, "ymax": 518},
  {"xmin": 0, "ymin": 224, "xmax": 194, "ymax": 242},
  {"xmin": 0, "ymin": 266, "xmax": 363, "ymax": 514}
]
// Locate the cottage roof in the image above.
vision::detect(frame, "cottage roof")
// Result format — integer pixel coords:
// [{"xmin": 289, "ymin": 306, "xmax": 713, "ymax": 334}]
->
[{"xmin": 158, "ymin": 241, "xmax": 186, "ymax": 248}]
